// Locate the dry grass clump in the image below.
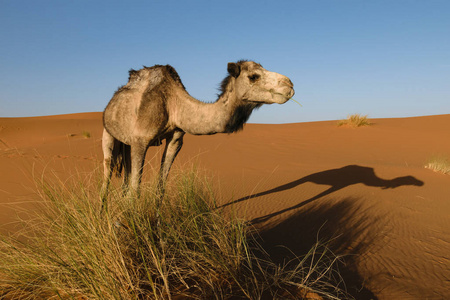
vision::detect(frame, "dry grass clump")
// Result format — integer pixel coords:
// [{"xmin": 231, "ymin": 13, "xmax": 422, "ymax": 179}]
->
[
  {"xmin": 82, "ymin": 130, "xmax": 91, "ymax": 138},
  {"xmin": 425, "ymin": 155, "xmax": 450, "ymax": 175},
  {"xmin": 0, "ymin": 170, "xmax": 346, "ymax": 299},
  {"xmin": 337, "ymin": 114, "xmax": 371, "ymax": 128}
]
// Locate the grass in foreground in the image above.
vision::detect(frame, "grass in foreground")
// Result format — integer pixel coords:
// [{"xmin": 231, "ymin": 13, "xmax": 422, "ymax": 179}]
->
[
  {"xmin": 337, "ymin": 114, "xmax": 371, "ymax": 128},
  {"xmin": 425, "ymin": 155, "xmax": 450, "ymax": 175},
  {"xmin": 0, "ymin": 170, "xmax": 347, "ymax": 299}
]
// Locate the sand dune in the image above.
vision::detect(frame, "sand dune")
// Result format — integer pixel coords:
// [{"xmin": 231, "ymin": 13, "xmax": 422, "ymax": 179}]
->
[{"xmin": 1, "ymin": 113, "xmax": 449, "ymax": 299}]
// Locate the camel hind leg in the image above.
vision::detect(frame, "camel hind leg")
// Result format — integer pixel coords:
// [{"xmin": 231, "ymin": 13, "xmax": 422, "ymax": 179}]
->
[
  {"xmin": 101, "ymin": 129, "xmax": 115, "ymax": 206},
  {"xmin": 121, "ymin": 143, "xmax": 132, "ymax": 194},
  {"xmin": 101, "ymin": 130, "xmax": 132, "ymax": 207}
]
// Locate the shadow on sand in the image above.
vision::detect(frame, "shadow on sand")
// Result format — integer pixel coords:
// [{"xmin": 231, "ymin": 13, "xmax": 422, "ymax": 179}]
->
[
  {"xmin": 256, "ymin": 198, "xmax": 382, "ymax": 299},
  {"xmin": 223, "ymin": 165, "xmax": 424, "ymax": 225},
  {"xmin": 224, "ymin": 165, "xmax": 424, "ymax": 299}
]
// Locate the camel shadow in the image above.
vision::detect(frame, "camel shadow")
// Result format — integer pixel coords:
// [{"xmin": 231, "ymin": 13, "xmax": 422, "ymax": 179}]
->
[
  {"xmin": 256, "ymin": 197, "xmax": 382, "ymax": 299},
  {"xmin": 222, "ymin": 165, "xmax": 424, "ymax": 224}
]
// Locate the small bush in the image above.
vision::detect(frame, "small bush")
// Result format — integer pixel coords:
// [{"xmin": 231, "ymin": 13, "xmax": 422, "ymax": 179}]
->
[
  {"xmin": 337, "ymin": 114, "xmax": 371, "ymax": 128},
  {"xmin": 425, "ymin": 155, "xmax": 450, "ymax": 175},
  {"xmin": 82, "ymin": 130, "xmax": 91, "ymax": 138},
  {"xmin": 0, "ymin": 170, "xmax": 347, "ymax": 299}
]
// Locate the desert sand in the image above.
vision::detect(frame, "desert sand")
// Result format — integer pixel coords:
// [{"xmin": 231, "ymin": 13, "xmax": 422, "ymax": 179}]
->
[{"xmin": 0, "ymin": 113, "xmax": 449, "ymax": 299}]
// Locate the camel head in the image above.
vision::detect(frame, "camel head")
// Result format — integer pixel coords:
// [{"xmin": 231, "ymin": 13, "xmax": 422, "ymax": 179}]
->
[{"xmin": 227, "ymin": 60, "xmax": 295, "ymax": 104}]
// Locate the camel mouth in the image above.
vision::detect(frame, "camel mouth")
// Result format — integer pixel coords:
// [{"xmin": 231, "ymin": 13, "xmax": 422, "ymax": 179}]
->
[
  {"xmin": 256, "ymin": 86, "xmax": 294, "ymax": 104},
  {"xmin": 287, "ymin": 88, "xmax": 295, "ymax": 98},
  {"xmin": 271, "ymin": 88, "xmax": 295, "ymax": 104}
]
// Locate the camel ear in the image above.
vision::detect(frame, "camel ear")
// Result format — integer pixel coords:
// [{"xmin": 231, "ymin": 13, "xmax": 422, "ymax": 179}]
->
[{"xmin": 227, "ymin": 62, "xmax": 240, "ymax": 78}]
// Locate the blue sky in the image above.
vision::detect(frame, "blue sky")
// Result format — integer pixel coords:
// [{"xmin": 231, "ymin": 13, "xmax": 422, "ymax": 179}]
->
[{"xmin": 1, "ymin": 0, "xmax": 449, "ymax": 123}]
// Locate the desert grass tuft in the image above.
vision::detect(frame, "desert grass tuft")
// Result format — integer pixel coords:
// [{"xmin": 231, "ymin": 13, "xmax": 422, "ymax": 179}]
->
[
  {"xmin": 425, "ymin": 155, "xmax": 450, "ymax": 175},
  {"xmin": 337, "ymin": 114, "xmax": 371, "ymax": 128},
  {"xmin": 82, "ymin": 130, "xmax": 91, "ymax": 138},
  {"xmin": 0, "ymin": 170, "xmax": 347, "ymax": 299}
]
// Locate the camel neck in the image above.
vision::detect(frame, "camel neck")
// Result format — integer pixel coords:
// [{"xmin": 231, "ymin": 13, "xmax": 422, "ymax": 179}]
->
[{"xmin": 171, "ymin": 87, "xmax": 256, "ymax": 135}]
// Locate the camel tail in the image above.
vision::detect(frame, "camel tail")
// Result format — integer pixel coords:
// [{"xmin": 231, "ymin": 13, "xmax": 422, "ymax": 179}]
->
[{"xmin": 111, "ymin": 140, "xmax": 130, "ymax": 178}]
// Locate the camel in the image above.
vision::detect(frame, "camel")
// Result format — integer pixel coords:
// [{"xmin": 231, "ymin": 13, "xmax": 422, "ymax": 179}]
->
[{"xmin": 101, "ymin": 60, "xmax": 294, "ymax": 201}]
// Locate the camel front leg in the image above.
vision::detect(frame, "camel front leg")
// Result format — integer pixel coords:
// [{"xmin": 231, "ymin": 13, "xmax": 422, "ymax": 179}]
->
[
  {"xmin": 128, "ymin": 142, "xmax": 148, "ymax": 198},
  {"xmin": 158, "ymin": 131, "xmax": 185, "ymax": 192}
]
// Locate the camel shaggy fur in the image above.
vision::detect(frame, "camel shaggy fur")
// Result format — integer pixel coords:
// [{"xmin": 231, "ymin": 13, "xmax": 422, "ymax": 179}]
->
[{"xmin": 101, "ymin": 60, "xmax": 294, "ymax": 201}]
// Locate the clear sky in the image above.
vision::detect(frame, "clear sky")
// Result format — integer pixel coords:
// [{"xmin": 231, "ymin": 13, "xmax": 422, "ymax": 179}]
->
[{"xmin": 1, "ymin": 0, "xmax": 449, "ymax": 123}]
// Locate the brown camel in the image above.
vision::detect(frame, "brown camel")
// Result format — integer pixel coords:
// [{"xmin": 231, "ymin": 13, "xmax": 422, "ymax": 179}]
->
[{"xmin": 101, "ymin": 60, "xmax": 294, "ymax": 201}]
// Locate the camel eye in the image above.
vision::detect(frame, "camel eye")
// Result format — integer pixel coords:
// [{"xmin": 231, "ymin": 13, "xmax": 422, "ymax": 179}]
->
[{"xmin": 248, "ymin": 74, "xmax": 260, "ymax": 82}]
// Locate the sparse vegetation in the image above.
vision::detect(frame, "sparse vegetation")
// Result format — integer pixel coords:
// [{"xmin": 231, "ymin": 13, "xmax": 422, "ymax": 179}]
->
[
  {"xmin": 425, "ymin": 155, "xmax": 450, "ymax": 175},
  {"xmin": 0, "ymin": 170, "xmax": 346, "ymax": 299},
  {"xmin": 337, "ymin": 114, "xmax": 371, "ymax": 128},
  {"xmin": 82, "ymin": 130, "xmax": 91, "ymax": 138}
]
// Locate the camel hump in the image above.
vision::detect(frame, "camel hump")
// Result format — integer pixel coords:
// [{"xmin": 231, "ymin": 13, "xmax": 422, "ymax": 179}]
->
[
  {"xmin": 122, "ymin": 65, "xmax": 186, "ymax": 92},
  {"xmin": 161, "ymin": 65, "xmax": 184, "ymax": 88}
]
